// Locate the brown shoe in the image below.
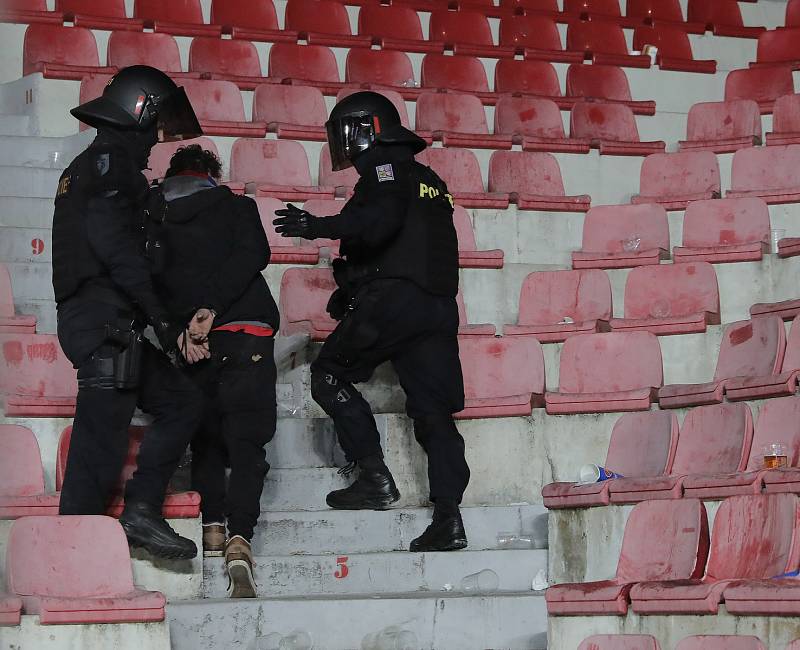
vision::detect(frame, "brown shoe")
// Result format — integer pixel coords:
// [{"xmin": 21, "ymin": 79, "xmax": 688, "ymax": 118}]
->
[
  {"xmin": 202, "ymin": 523, "xmax": 226, "ymax": 557},
  {"xmin": 225, "ymin": 535, "xmax": 257, "ymax": 598}
]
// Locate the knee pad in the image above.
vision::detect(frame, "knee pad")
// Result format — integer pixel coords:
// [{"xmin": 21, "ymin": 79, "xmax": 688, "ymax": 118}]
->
[{"xmin": 311, "ymin": 368, "xmax": 354, "ymax": 414}]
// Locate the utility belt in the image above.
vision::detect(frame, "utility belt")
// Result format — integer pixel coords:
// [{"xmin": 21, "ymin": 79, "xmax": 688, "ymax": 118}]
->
[
  {"xmin": 328, "ymin": 259, "xmax": 380, "ymax": 321},
  {"xmin": 77, "ymin": 316, "xmax": 145, "ymax": 391}
]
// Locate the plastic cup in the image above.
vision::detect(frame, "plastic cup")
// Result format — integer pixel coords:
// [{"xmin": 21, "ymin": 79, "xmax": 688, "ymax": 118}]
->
[
  {"xmin": 497, "ymin": 532, "xmax": 534, "ymax": 549},
  {"xmin": 460, "ymin": 568, "xmax": 500, "ymax": 592},
  {"xmin": 763, "ymin": 442, "xmax": 789, "ymax": 469},
  {"xmin": 771, "ymin": 229, "xmax": 786, "ymax": 254},
  {"xmin": 621, "ymin": 235, "xmax": 641, "ymax": 252}
]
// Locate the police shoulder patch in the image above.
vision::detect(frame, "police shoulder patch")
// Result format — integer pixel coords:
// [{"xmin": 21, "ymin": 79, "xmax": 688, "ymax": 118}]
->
[
  {"xmin": 94, "ymin": 152, "xmax": 110, "ymax": 177},
  {"xmin": 375, "ymin": 163, "xmax": 394, "ymax": 182}
]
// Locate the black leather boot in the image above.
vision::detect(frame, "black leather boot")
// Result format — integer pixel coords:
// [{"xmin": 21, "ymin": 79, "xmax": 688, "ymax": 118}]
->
[
  {"xmin": 120, "ymin": 501, "xmax": 198, "ymax": 559},
  {"xmin": 326, "ymin": 454, "xmax": 400, "ymax": 510},
  {"xmin": 409, "ymin": 501, "xmax": 468, "ymax": 552}
]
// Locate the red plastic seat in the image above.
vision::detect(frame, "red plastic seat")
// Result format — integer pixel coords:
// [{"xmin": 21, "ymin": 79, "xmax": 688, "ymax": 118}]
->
[
  {"xmin": 578, "ymin": 636, "xmax": 661, "ymax": 650},
  {"xmin": 563, "ymin": 0, "xmax": 630, "ymax": 23},
  {"xmin": 107, "ymin": 32, "xmax": 192, "ymax": 78},
  {"xmin": 0, "ymin": 0, "xmax": 58, "ymax": 26},
  {"xmin": 572, "ymin": 203, "xmax": 669, "ymax": 269},
  {"xmin": 358, "ymin": 4, "xmax": 442, "ymax": 54},
  {"xmin": 488, "ymin": 150, "xmax": 591, "ymax": 211},
  {"xmin": 767, "ymin": 93, "xmax": 800, "ymax": 146},
  {"xmin": 269, "ymin": 43, "xmax": 347, "ymax": 96},
  {"xmin": 631, "ymin": 494, "xmax": 797, "ymax": 614},
  {"xmin": 456, "ymin": 292, "xmax": 496, "ymax": 336},
  {"xmin": 610, "ymin": 263, "xmax": 720, "ymax": 335},
  {"xmin": 415, "ymin": 92, "xmax": 512, "ymax": 150},
  {"xmin": 498, "ymin": 0, "xmax": 560, "ymax": 16},
  {"xmin": 279, "ymin": 268, "xmax": 338, "ymax": 340},
  {"xmin": 0, "ymin": 263, "xmax": 35, "ymax": 333},
  {"xmin": 727, "ymin": 144, "xmax": 800, "ymax": 204},
  {"xmin": 504, "ymin": 269, "xmax": 612, "ymax": 341},
  {"xmin": 752, "ymin": 29, "xmax": 800, "ymax": 71},
  {"xmin": 495, "ymin": 96, "xmax": 590, "ymax": 153},
  {"xmin": 673, "ymin": 197, "xmax": 769, "ymax": 264},
  {"xmin": 0, "ymin": 425, "xmax": 59, "ymax": 518},
  {"xmin": 632, "ymin": 151, "xmax": 721, "ymax": 210},
  {"xmin": 429, "ymin": 9, "xmax": 508, "ymax": 59},
  {"xmin": 231, "ymin": 139, "xmax": 334, "ymax": 201},
  {"xmin": 566, "ymin": 22, "xmax": 651, "ymax": 69},
  {"xmin": 725, "ymin": 66, "xmax": 794, "ymax": 114},
  {"xmin": 421, "ymin": 54, "xmax": 493, "ymax": 104},
  {"xmin": 676, "ymin": 637, "xmax": 766, "ymax": 650},
  {"xmin": 454, "ymin": 335, "xmax": 545, "ymax": 419},
  {"xmin": 626, "ymin": 0, "xmax": 703, "ymax": 32},
  {"xmin": 452, "ymin": 206, "xmax": 504, "ymax": 268},
  {"xmin": 179, "ymin": 79, "xmax": 266, "ymax": 137},
  {"xmin": 542, "ymin": 410, "xmax": 677, "ymax": 509},
  {"xmin": 188, "ymin": 37, "xmax": 267, "ymax": 90},
  {"xmin": 57, "ymin": 0, "xmax": 141, "ymax": 31},
  {"xmin": 751, "ymin": 298, "xmax": 800, "ymax": 320},
  {"xmin": 498, "ymin": 16, "xmax": 583, "ymax": 64},
  {"xmin": 319, "ymin": 144, "xmax": 361, "ymax": 196},
  {"xmin": 23, "ymin": 24, "xmax": 114, "ymax": 80},
  {"xmin": 566, "ymin": 64, "xmax": 656, "ymax": 116},
  {"xmin": 285, "ymin": 0, "xmax": 370, "ymax": 48},
  {"xmin": 420, "ymin": 148, "xmax": 507, "ymax": 209},
  {"xmin": 679, "ymin": 99, "xmax": 761, "ymax": 154},
  {"xmin": 134, "ymin": 0, "xmax": 220, "ymax": 36},
  {"xmin": 494, "ymin": 59, "xmax": 569, "ymax": 109},
  {"xmin": 632, "ymin": 25, "xmax": 716, "ymax": 74},
  {"xmin": 345, "ymin": 49, "xmax": 420, "ymax": 101},
  {"xmin": 687, "ymin": 0, "xmax": 765, "ymax": 38},
  {"xmin": 7, "ymin": 515, "xmax": 166, "ymax": 623},
  {"xmin": 545, "ymin": 331, "xmax": 663, "ymax": 414},
  {"xmin": 570, "ymin": 102, "xmax": 665, "ymax": 156},
  {"xmin": 253, "ymin": 85, "xmax": 327, "ymax": 141},
  {"xmin": 210, "ymin": 0, "xmax": 295, "ymax": 43},
  {"xmin": 546, "ymin": 499, "xmax": 708, "ymax": 614},
  {"xmin": 658, "ymin": 316, "xmax": 786, "ymax": 408},
  {"xmin": 0, "ymin": 595, "xmax": 22, "ymax": 626},
  {"xmin": 255, "ymin": 197, "xmax": 321, "ymax": 265},
  {"xmin": 789, "ymin": 0, "xmax": 800, "ymax": 27}
]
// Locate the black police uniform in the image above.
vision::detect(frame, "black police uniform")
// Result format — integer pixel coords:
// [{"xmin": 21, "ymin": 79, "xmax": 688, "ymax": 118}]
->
[
  {"xmin": 309, "ymin": 144, "xmax": 471, "ymax": 504},
  {"xmin": 53, "ymin": 129, "xmax": 203, "ymax": 516}
]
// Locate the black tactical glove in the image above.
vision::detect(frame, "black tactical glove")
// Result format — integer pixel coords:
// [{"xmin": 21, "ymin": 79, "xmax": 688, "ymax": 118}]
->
[
  {"xmin": 150, "ymin": 316, "xmax": 182, "ymax": 355},
  {"xmin": 273, "ymin": 203, "xmax": 323, "ymax": 240}
]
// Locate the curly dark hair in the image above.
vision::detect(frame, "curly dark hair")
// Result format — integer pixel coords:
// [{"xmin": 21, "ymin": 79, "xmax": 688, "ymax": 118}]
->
[{"xmin": 165, "ymin": 144, "xmax": 223, "ymax": 180}]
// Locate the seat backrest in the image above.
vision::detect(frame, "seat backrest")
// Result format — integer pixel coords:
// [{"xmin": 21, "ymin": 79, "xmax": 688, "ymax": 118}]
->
[
  {"xmin": 567, "ymin": 21, "xmax": 629, "ymax": 56},
  {"xmin": 684, "ymin": 99, "xmax": 762, "ymax": 143},
  {"xmin": 421, "ymin": 54, "xmax": 489, "ymax": 94},
  {"xmin": 570, "ymin": 101, "xmax": 640, "ymax": 142},
  {"xmin": 415, "ymin": 92, "xmax": 488, "ymax": 135},
  {"xmin": 494, "ymin": 59, "xmax": 561, "ymax": 96},
  {"xmin": 615, "ymin": 499, "xmax": 709, "ymax": 583},
  {"xmin": 757, "ymin": 29, "xmax": 800, "ymax": 65},
  {"xmin": 687, "ymin": 0, "xmax": 744, "ymax": 28},
  {"xmin": 499, "ymin": 0, "xmax": 559, "ymax": 12},
  {"xmin": 578, "ymin": 636, "xmax": 661, "ymax": 650},
  {"xmin": 253, "ymin": 84, "xmax": 327, "ymax": 127},
  {"xmin": 564, "ymin": 0, "xmax": 621, "ymax": 17},
  {"xmin": 319, "ymin": 144, "xmax": 360, "ymax": 189},
  {"xmin": 269, "ymin": 43, "xmax": 340, "ymax": 83},
  {"xmin": 638, "ymin": 151, "xmax": 721, "ymax": 198},
  {"xmin": 566, "ymin": 64, "xmax": 633, "ymax": 102},
  {"xmin": 0, "ymin": 333, "xmax": 77, "ymax": 399},
  {"xmin": 632, "ymin": 25, "xmax": 693, "ymax": 61},
  {"xmin": 254, "ymin": 196, "xmax": 287, "ymax": 248},
  {"xmin": 498, "ymin": 15, "xmax": 563, "ymax": 51},
  {"xmin": 358, "ymin": 4, "xmax": 424, "ymax": 41},
  {"xmin": 706, "ymin": 494, "xmax": 799, "ymax": 580},
  {"xmin": 488, "ymin": 150, "xmax": 567, "ymax": 196},
  {"xmin": 558, "ymin": 331, "xmax": 663, "ymax": 393},
  {"xmin": 6, "ymin": 0, "xmax": 47, "ymax": 9},
  {"xmin": 452, "ymin": 205, "xmax": 477, "ymax": 251},
  {"xmin": 188, "ymin": 36, "xmax": 262, "ymax": 78},
  {"xmin": 681, "ymin": 197, "xmax": 770, "ymax": 248},
  {"xmin": 0, "ymin": 425, "xmax": 44, "ymax": 497},
  {"xmin": 0, "ymin": 263, "xmax": 18, "ymax": 319},
  {"xmin": 23, "ymin": 24, "xmax": 100, "ymax": 76},
  {"xmin": 725, "ymin": 66, "xmax": 794, "ymax": 105},
  {"xmin": 516, "ymin": 269, "xmax": 612, "ymax": 326},
  {"xmin": 623, "ymin": 262, "xmax": 719, "ymax": 321},
  {"xmin": 285, "ymin": 0, "xmax": 353, "ymax": 36},
  {"xmin": 730, "ymin": 144, "xmax": 800, "ymax": 192},
  {"xmin": 773, "ymin": 93, "xmax": 800, "ymax": 134},
  {"xmin": 58, "ymin": 0, "xmax": 126, "ymax": 18},
  {"xmin": 337, "ymin": 87, "xmax": 410, "ymax": 127},
  {"xmin": 747, "ymin": 396, "xmax": 800, "ymax": 471},
  {"xmin": 429, "ymin": 10, "xmax": 493, "ymax": 47},
  {"xmin": 676, "ymin": 637, "xmax": 766, "ymax": 650},
  {"xmin": 278, "ymin": 268, "xmax": 337, "ymax": 327},
  {"xmin": 210, "ymin": 0, "xmax": 279, "ymax": 30},
  {"xmin": 789, "ymin": 0, "xmax": 800, "ymax": 27},
  {"xmin": 422, "ymin": 148, "xmax": 485, "ymax": 193},
  {"xmin": 180, "ymin": 78, "xmax": 246, "ymax": 122},
  {"xmin": 231, "ymin": 139, "xmax": 312, "ymax": 186},
  {"xmin": 107, "ymin": 31, "xmax": 182, "ymax": 72},
  {"xmin": 605, "ymin": 411, "xmax": 678, "ymax": 478},
  {"xmin": 580, "ymin": 203, "xmax": 669, "ymax": 254},
  {"xmin": 494, "ymin": 96, "xmax": 565, "ymax": 138},
  {"xmin": 144, "ymin": 137, "xmax": 220, "ymax": 182},
  {"xmin": 458, "ymin": 335, "xmax": 545, "ymax": 400},
  {"xmin": 715, "ymin": 316, "xmax": 786, "ymax": 381},
  {"xmin": 783, "ymin": 315, "xmax": 800, "ymax": 373},
  {"xmin": 626, "ymin": 0, "xmax": 684, "ymax": 23},
  {"xmin": 345, "ymin": 49, "xmax": 415, "ymax": 88},
  {"xmin": 134, "ymin": 0, "xmax": 204, "ymax": 23}
]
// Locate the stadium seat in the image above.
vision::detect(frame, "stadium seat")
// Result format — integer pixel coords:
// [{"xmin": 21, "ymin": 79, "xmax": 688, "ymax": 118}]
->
[
  {"xmin": 57, "ymin": 0, "xmax": 141, "ymax": 31},
  {"xmin": 658, "ymin": 316, "xmax": 786, "ymax": 408},
  {"xmin": 610, "ymin": 402, "xmax": 753, "ymax": 502},
  {"xmin": 188, "ymin": 36, "xmax": 267, "ymax": 90},
  {"xmin": 673, "ymin": 197, "xmax": 770, "ymax": 264},
  {"xmin": 488, "ymin": 150, "xmax": 591, "ymax": 211},
  {"xmin": 7, "ymin": 515, "xmax": 166, "ymax": 623},
  {"xmin": 253, "ymin": 85, "xmax": 327, "ymax": 141},
  {"xmin": 278, "ymin": 268, "xmax": 338, "ymax": 340},
  {"xmin": 231, "ymin": 139, "xmax": 334, "ymax": 201},
  {"xmin": 0, "ymin": 425, "xmax": 58, "ymax": 518},
  {"xmin": 632, "ymin": 25, "xmax": 716, "ymax": 74},
  {"xmin": 566, "ymin": 22, "xmax": 651, "ymax": 69},
  {"xmin": 679, "ymin": 99, "xmax": 761, "ymax": 153},
  {"xmin": 133, "ymin": 0, "xmax": 221, "ymax": 36},
  {"xmin": 455, "ymin": 335, "xmax": 545, "ymax": 419},
  {"xmin": 789, "ymin": 0, "xmax": 800, "ymax": 26},
  {"xmin": 421, "ymin": 54, "xmax": 493, "ymax": 103},
  {"xmin": 676, "ymin": 637, "xmax": 766, "ymax": 650},
  {"xmin": 610, "ymin": 263, "xmax": 720, "ymax": 335},
  {"xmin": 494, "ymin": 59, "xmax": 570, "ymax": 110},
  {"xmin": 495, "ymin": 96, "xmax": 590, "ymax": 153},
  {"xmin": 255, "ymin": 197, "xmax": 321, "ymax": 265},
  {"xmin": 415, "ymin": 92, "xmax": 512, "ymax": 149},
  {"xmin": 452, "ymin": 206, "xmax": 504, "ymax": 268},
  {"xmin": 421, "ymin": 148, "xmax": 508, "ymax": 209},
  {"xmin": 107, "ymin": 32, "xmax": 194, "ymax": 78},
  {"xmin": 572, "ymin": 203, "xmax": 669, "ymax": 269},
  {"xmin": 456, "ymin": 292, "xmax": 496, "ymax": 336},
  {"xmin": 767, "ymin": 93, "xmax": 800, "ymax": 146},
  {"xmin": 542, "ymin": 411, "xmax": 677, "ymax": 509},
  {"xmin": 570, "ymin": 102, "xmax": 665, "ymax": 156},
  {"xmin": 578, "ymin": 637, "xmax": 661, "ymax": 650},
  {"xmin": 0, "ymin": 0, "xmax": 59, "ymax": 26},
  {"xmin": 498, "ymin": 0, "xmax": 560, "ymax": 16},
  {"xmin": 563, "ymin": 0, "xmax": 634, "ymax": 24},
  {"xmin": 751, "ymin": 299, "xmax": 800, "ymax": 321},
  {"xmin": 0, "ymin": 263, "xmax": 36, "ymax": 333},
  {"xmin": 681, "ymin": 396, "xmax": 800, "ymax": 498},
  {"xmin": 209, "ymin": 0, "xmax": 295, "ymax": 43},
  {"xmin": 631, "ymin": 494, "xmax": 797, "ymax": 614},
  {"xmin": 269, "ymin": 43, "xmax": 348, "ymax": 96},
  {"xmin": 566, "ymin": 64, "xmax": 656, "ymax": 116},
  {"xmin": 751, "ymin": 29, "xmax": 800, "ymax": 70},
  {"xmin": 727, "ymin": 144, "xmax": 800, "ymax": 204},
  {"xmin": 545, "ymin": 331, "xmax": 663, "ymax": 414},
  {"xmin": 179, "ymin": 79, "xmax": 266, "ymax": 137},
  {"xmin": 631, "ymin": 151, "xmax": 721, "ymax": 210},
  {"xmin": 546, "ymin": 499, "xmax": 708, "ymax": 614},
  {"xmin": 498, "ymin": 15, "xmax": 584, "ymax": 64},
  {"xmin": 504, "ymin": 269, "xmax": 611, "ymax": 341},
  {"xmin": 429, "ymin": 9, "xmax": 509, "ymax": 59},
  {"xmin": 0, "ymin": 595, "xmax": 22, "ymax": 626},
  {"xmin": 319, "ymin": 145, "xmax": 360, "ymax": 196},
  {"xmin": 687, "ymin": 0, "xmax": 765, "ymax": 38},
  {"xmin": 626, "ymin": 0, "xmax": 704, "ymax": 33},
  {"xmin": 23, "ymin": 24, "xmax": 114, "ymax": 80},
  {"xmin": 285, "ymin": 0, "xmax": 371, "ymax": 48},
  {"xmin": 725, "ymin": 66, "xmax": 794, "ymax": 114},
  {"xmin": 725, "ymin": 577, "xmax": 800, "ymax": 616},
  {"xmin": 357, "ymin": 4, "xmax": 443, "ymax": 54},
  {"xmin": 345, "ymin": 49, "xmax": 421, "ymax": 101}
]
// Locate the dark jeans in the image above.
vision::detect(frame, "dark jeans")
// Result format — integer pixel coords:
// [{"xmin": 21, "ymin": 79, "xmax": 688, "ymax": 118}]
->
[{"xmin": 186, "ymin": 331, "xmax": 277, "ymax": 540}]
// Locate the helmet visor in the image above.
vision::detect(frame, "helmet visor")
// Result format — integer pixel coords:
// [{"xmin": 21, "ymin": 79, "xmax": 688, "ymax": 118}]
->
[
  {"xmin": 326, "ymin": 113, "xmax": 376, "ymax": 171},
  {"xmin": 156, "ymin": 87, "xmax": 203, "ymax": 141}
]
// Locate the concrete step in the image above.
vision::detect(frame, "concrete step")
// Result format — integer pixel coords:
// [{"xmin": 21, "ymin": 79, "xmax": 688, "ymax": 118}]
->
[
  {"xmin": 0, "ymin": 165, "xmax": 61, "ymax": 198},
  {"xmin": 0, "ymin": 131, "xmax": 91, "ymax": 167},
  {"xmin": 0, "ymin": 115, "xmax": 30, "ymax": 137},
  {"xmin": 0, "ymin": 196, "xmax": 54, "ymax": 229}
]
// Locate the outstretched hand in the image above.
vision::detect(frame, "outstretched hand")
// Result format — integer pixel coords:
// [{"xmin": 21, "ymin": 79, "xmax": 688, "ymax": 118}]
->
[{"xmin": 273, "ymin": 203, "xmax": 321, "ymax": 240}]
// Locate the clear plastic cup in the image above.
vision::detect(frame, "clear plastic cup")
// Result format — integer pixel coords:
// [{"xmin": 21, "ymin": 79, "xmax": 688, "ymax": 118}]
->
[
  {"xmin": 496, "ymin": 532, "xmax": 534, "ymax": 549},
  {"xmin": 460, "ymin": 568, "xmax": 500, "ymax": 592},
  {"xmin": 763, "ymin": 442, "xmax": 789, "ymax": 469}
]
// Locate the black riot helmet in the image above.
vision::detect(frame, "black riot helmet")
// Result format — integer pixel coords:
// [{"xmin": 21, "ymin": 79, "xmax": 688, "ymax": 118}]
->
[
  {"xmin": 326, "ymin": 91, "xmax": 426, "ymax": 171},
  {"xmin": 71, "ymin": 65, "xmax": 202, "ymax": 141}
]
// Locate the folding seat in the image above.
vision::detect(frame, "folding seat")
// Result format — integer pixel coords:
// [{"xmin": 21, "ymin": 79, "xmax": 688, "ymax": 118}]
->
[
  {"xmin": 631, "ymin": 151, "xmax": 721, "ymax": 210},
  {"xmin": 255, "ymin": 197, "xmax": 321, "ymax": 264},
  {"xmin": 566, "ymin": 64, "xmax": 656, "ymax": 116},
  {"xmin": 498, "ymin": 16, "xmax": 584, "ymax": 64},
  {"xmin": 345, "ymin": 49, "xmax": 421, "ymax": 102},
  {"xmin": 0, "ymin": 263, "xmax": 36, "ymax": 333},
  {"xmin": 488, "ymin": 150, "xmax": 591, "ymax": 211},
  {"xmin": 456, "ymin": 292, "xmax": 496, "ymax": 336},
  {"xmin": 454, "ymin": 335, "xmax": 545, "ymax": 418},
  {"xmin": 790, "ymin": 0, "xmax": 800, "ymax": 27},
  {"xmin": 610, "ymin": 402, "xmax": 753, "ymax": 502},
  {"xmin": 188, "ymin": 37, "xmax": 267, "ymax": 91},
  {"xmin": 767, "ymin": 93, "xmax": 800, "ymax": 146},
  {"xmin": 210, "ymin": 0, "xmax": 296, "ymax": 43},
  {"xmin": 495, "ymin": 96, "xmax": 590, "ymax": 153},
  {"xmin": 542, "ymin": 410, "xmax": 677, "ymax": 509},
  {"xmin": 421, "ymin": 148, "xmax": 509, "ymax": 209},
  {"xmin": 269, "ymin": 43, "xmax": 348, "ymax": 96},
  {"xmin": 23, "ymin": 24, "xmax": 114, "ymax": 80},
  {"xmin": 676, "ymin": 637, "xmax": 766, "ymax": 650},
  {"xmin": 230, "ymin": 139, "xmax": 334, "ymax": 201},
  {"xmin": 253, "ymin": 85, "xmax": 327, "ymax": 141},
  {"xmin": 494, "ymin": 59, "xmax": 570, "ymax": 110},
  {"xmin": 107, "ymin": 32, "xmax": 194, "ymax": 79},
  {"xmin": 546, "ymin": 499, "xmax": 708, "ymax": 614},
  {"xmin": 727, "ymin": 144, "xmax": 800, "ymax": 204},
  {"xmin": 0, "ymin": 595, "xmax": 22, "ymax": 626},
  {"xmin": 0, "ymin": 425, "xmax": 59, "ymax": 518},
  {"xmin": 571, "ymin": 203, "xmax": 669, "ymax": 269},
  {"xmin": 673, "ymin": 198, "xmax": 770, "ymax": 264},
  {"xmin": 658, "ymin": 316, "xmax": 786, "ymax": 408},
  {"xmin": 420, "ymin": 54, "xmax": 494, "ymax": 106},
  {"xmin": 7, "ymin": 515, "xmax": 167, "ymax": 623},
  {"xmin": 278, "ymin": 268, "xmax": 338, "ymax": 340},
  {"xmin": 545, "ymin": 331, "xmax": 663, "ymax": 414},
  {"xmin": 415, "ymin": 92, "xmax": 512, "ymax": 149},
  {"xmin": 285, "ymin": 0, "xmax": 371, "ymax": 49},
  {"xmin": 57, "ymin": 0, "xmax": 141, "ymax": 31},
  {"xmin": 133, "ymin": 0, "xmax": 220, "ymax": 36},
  {"xmin": 578, "ymin": 637, "xmax": 661, "ymax": 650},
  {"xmin": 631, "ymin": 494, "xmax": 797, "ymax": 614},
  {"xmin": 687, "ymin": 0, "xmax": 765, "ymax": 39},
  {"xmin": 632, "ymin": 25, "xmax": 717, "ymax": 74},
  {"xmin": 357, "ymin": 4, "xmax": 443, "ymax": 54},
  {"xmin": 570, "ymin": 102, "xmax": 665, "ymax": 156},
  {"xmin": 751, "ymin": 29, "xmax": 800, "ymax": 71},
  {"xmin": 428, "ymin": 9, "xmax": 510, "ymax": 59},
  {"xmin": 751, "ymin": 299, "xmax": 800, "ymax": 321},
  {"xmin": 626, "ymin": 0, "xmax": 704, "ymax": 33},
  {"xmin": 179, "ymin": 79, "xmax": 266, "ymax": 138},
  {"xmin": 725, "ymin": 66, "xmax": 794, "ymax": 114},
  {"xmin": 566, "ymin": 22, "xmax": 651, "ymax": 69},
  {"xmin": 679, "ymin": 100, "xmax": 761, "ymax": 154},
  {"xmin": 319, "ymin": 145, "xmax": 361, "ymax": 197},
  {"xmin": 504, "ymin": 269, "xmax": 612, "ymax": 341},
  {"xmin": 452, "ymin": 205, "xmax": 504, "ymax": 268},
  {"xmin": 610, "ymin": 263, "xmax": 720, "ymax": 336},
  {"xmin": 0, "ymin": 0, "xmax": 59, "ymax": 26}
]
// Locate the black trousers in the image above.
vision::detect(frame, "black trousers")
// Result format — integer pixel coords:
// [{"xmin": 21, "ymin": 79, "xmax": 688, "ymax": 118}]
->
[
  {"xmin": 311, "ymin": 279, "xmax": 470, "ymax": 502},
  {"xmin": 185, "ymin": 331, "xmax": 277, "ymax": 540}
]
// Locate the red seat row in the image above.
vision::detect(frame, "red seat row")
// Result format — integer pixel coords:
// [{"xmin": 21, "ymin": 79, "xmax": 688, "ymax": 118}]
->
[{"xmin": 579, "ymin": 636, "xmax": 777, "ymax": 650}]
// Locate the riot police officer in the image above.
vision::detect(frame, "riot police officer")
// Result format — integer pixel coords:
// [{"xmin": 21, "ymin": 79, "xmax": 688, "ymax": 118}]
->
[
  {"xmin": 273, "ymin": 92, "xmax": 470, "ymax": 552},
  {"xmin": 54, "ymin": 65, "xmax": 204, "ymax": 559}
]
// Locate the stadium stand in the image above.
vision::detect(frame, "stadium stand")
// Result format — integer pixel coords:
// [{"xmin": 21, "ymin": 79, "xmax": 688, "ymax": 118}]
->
[
  {"xmin": 253, "ymin": 85, "xmax": 328, "ymax": 141},
  {"xmin": 415, "ymin": 92, "xmax": 513, "ymax": 149},
  {"xmin": 566, "ymin": 21, "xmax": 651, "ymax": 68},
  {"xmin": 187, "ymin": 37, "xmax": 267, "ymax": 90},
  {"xmin": 686, "ymin": 0, "xmax": 766, "ymax": 38},
  {"xmin": 495, "ymin": 95, "xmax": 591, "ymax": 153},
  {"xmin": 210, "ymin": 0, "xmax": 295, "ymax": 42},
  {"xmin": 23, "ymin": 24, "xmax": 115, "ymax": 80},
  {"xmin": 632, "ymin": 25, "xmax": 716, "ymax": 74},
  {"xmin": 678, "ymin": 100, "xmax": 762, "ymax": 153},
  {"xmin": 566, "ymin": 63, "xmax": 656, "ymax": 115},
  {"xmin": 727, "ymin": 144, "xmax": 800, "ymax": 204},
  {"xmin": 498, "ymin": 15, "xmax": 584, "ymax": 63},
  {"xmin": 569, "ymin": 102, "xmax": 666, "ymax": 156},
  {"xmin": 767, "ymin": 93, "xmax": 800, "ymax": 146},
  {"xmin": 0, "ymin": 424, "xmax": 57, "ymax": 518},
  {"xmin": 631, "ymin": 151, "xmax": 721, "ymax": 209},
  {"xmin": 284, "ymin": 0, "xmax": 371, "ymax": 49},
  {"xmin": 724, "ymin": 66, "xmax": 795, "ymax": 114}
]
